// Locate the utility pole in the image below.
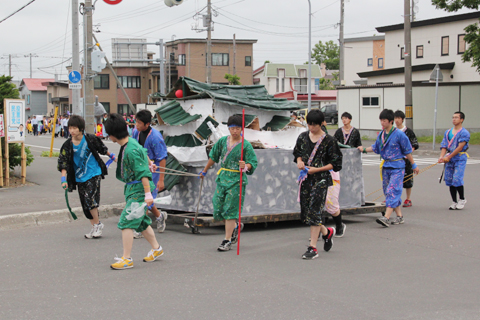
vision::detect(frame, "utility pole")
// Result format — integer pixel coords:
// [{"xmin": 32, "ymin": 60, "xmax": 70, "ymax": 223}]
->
[
  {"xmin": 206, "ymin": 0, "xmax": 212, "ymax": 84},
  {"xmin": 307, "ymin": 0, "xmax": 312, "ymax": 111},
  {"xmin": 83, "ymin": 0, "xmax": 95, "ymax": 134},
  {"xmin": 158, "ymin": 39, "xmax": 165, "ymax": 95},
  {"xmin": 9, "ymin": 54, "xmax": 11, "ymax": 77},
  {"xmin": 233, "ymin": 34, "xmax": 236, "ymax": 75},
  {"xmin": 339, "ymin": 0, "xmax": 345, "ymax": 84},
  {"xmin": 72, "ymin": 0, "xmax": 81, "ymax": 116},
  {"xmin": 404, "ymin": 0, "xmax": 413, "ymax": 129}
]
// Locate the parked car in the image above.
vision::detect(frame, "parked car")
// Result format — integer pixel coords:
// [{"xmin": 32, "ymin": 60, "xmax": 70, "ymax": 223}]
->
[{"xmin": 321, "ymin": 104, "xmax": 338, "ymax": 124}]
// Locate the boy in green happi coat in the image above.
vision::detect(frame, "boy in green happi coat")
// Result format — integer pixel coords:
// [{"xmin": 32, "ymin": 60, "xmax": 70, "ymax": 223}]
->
[
  {"xmin": 104, "ymin": 114, "xmax": 164, "ymax": 270},
  {"xmin": 200, "ymin": 115, "xmax": 258, "ymax": 252}
]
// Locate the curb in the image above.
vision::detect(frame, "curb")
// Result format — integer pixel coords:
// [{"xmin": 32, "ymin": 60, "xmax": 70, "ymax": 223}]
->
[{"xmin": 0, "ymin": 203, "xmax": 125, "ymax": 231}]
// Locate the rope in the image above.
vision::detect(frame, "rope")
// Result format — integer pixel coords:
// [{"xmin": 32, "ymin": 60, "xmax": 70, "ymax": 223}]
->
[
  {"xmin": 366, "ymin": 162, "xmax": 439, "ymax": 200},
  {"xmin": 65, "ymin": 190, "xmax": 78, "ymax": 220}
]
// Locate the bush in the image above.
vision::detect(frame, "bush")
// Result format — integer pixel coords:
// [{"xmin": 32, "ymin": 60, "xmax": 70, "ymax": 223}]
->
[
  {"xmin": 40, "ymin": 151, "xmax": 59, "ymax": 157},
  {"xmin": 1, "ymin": 139, "xmax": 34, "ymax": 170}
]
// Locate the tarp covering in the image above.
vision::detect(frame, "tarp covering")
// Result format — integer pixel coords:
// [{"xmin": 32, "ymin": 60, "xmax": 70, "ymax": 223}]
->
[
  {"xmin": 164, "ymin": 153, "xmax": 188, "ymax": 191},
  {"xmin": 262, "ymin": 115, "xmax": 292, "ymax": 131},
  {"xmin": 195, "ymin": 115, "xmax": 219, "ymax": 140},
  {"xmin": 164, "ymin": 134, "xmax": 203, "ymax": 148},
  {"xmin": 154, "ymin": 100, "xmax": 202, "ymax": 126},
  {"xmin": 165, "ymin": 77, "xmax": 304, "ymax": 111}
]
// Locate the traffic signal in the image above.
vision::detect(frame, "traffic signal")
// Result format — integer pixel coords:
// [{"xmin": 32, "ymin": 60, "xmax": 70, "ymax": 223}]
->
[
  {"xmin": 91, "ymin": 50, "xmax": 106, "ymax": 72},
  {"xmin": 164, "ymin": 0, "xmax": 183, "ymax": 7}
]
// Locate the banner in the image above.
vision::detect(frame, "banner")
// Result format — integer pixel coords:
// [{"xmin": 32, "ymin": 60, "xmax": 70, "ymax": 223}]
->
[
  {"xmin": 4, "ymin": 99, "xmax": 25, "ymax": 142},
  {"xmin": 0, "ymin": 114, "xmax": 4, "ymax": 138}
]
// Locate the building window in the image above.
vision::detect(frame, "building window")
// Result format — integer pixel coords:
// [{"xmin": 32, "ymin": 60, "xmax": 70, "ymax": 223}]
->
[
  {"xmin": 149, "ymin": 79, "xmax": 152, "ymax": 90},
  {"xmin": 400, "ymin": 47, "xmax": 405, "ymax": 60},
  {"xmin": 101, "ymin": 102, "xmax": 110, "ymax": 114},
  {"xmin": 416, "ymin": 45, "xmax": 424, "ymax": 58},
  {"xmin": 117, "ymin": 104, "xmax": 135, "ymax": 116},
  {"xmin": 118, "ymin": 76, "xmax": 141, "ymax": 89},
  {"xmin": 281, "ymin": 78, "xmax": 285, "ymax": 92},
  {"xmin": 276, "ymin": 78, "xmax": 279, "ymax": 92},
  {"xmin": 178, "ymin": 54, "xmax": 186, "ymax": 66},
  {"xmin": 362, "ymin": 96, "xmax": 380, "ymax": 107},
  {"xmin": 441, "ymin": 36, "xmax": 449, "ymax": 56},
  {"xmin": 211, "ymin": 53, "xmax": 229, "ymax": 66},
  {"xmin": 294, "ymin": 78, "xmax": 308, "ymax": 93},
  {"xmin": 48, "ymin": 93, "xmax": 52, "ymax": 103},
  {"xmin": 94, "ymin": 74, "xmax": 109, "ymax": 89},
  {"xmin": 27, "ymin": 94, "xmax": 30, "ymax": 105},
  {"xmin": 458, "ymin": 34, "xmax": 466, "ymax": 54},
  {"xmin": 378, "ymin": 58, "xmax": 384, "ymax": 69},
  {"xmin": 367, "ymin": 58, "xmax": 373, "ymax": 66},
  {"xmin": 245, "ymin": 56, "xmax": 252, "ymax": 67}
]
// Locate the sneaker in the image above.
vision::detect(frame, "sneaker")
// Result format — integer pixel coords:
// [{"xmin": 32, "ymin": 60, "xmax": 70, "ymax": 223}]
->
[
  {"xmin": 84, "ymin": 226, "xmax": 95, "ymax": 239},
  {"xmin": 231, "ymin": 223, "xmax": 244, "ymax": 244},
  {"xmin": 449, "ymin": 202, "xmax": 457, "ymax": 210},
  {"xmin": 217, "ymin": 240, "xmax": 232, "ymax": 251},
  {"xmin": 376, "ymin": 217, "xmax": 390, "ymax": 227},
  {"xmin": 110, "ymin": 256, "xmax": 133, "ymax": 270},
  {"xmin": 302, "ymin": 246, "xmax": 319, "ymax": 260},
  {"xmin": 92, "ymin": 222, "xmax": 104, "ymax": 238},
  {"xmin": 381, "ymin": 201, "xmax": 386, "ymax": 205},
  {"xmin": 456, "ymin": 199, "xmax": 467, "ymax": 210},
  {"xmin": 133, "ymin": 231, "xmax": 143, "ymax": 239},
  {"xmin": 391, "ymin": 216, "xmax": 405, "ymax": 225},
  {"xmin": 156, "ymin": 211, "xmax": 168, "ymax": 233},
  {"xmin": 403, "ymin": 199, "xmax": 412, "ymax": 207},
  {"xmin": 334, "ymin": 223, "xmax": 346, "ymax": 238},
  {"xmin": 322, "ymin": 227, "xmax": 335, "ymax": 252},
  {"xmin": 143, "ymin": 246, "xmax": 164, "ymax": 262}
]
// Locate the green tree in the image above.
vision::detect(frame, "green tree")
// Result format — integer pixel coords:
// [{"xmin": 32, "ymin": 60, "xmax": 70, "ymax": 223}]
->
[
  {"xmin": 0, "ymin": 75, "xmax": 34, "ymax": 172},
  {"xmin": 224, "ymin": 73, "xmax": 241, "ymax": 85},
  {"xmin": 311, "ymin": 40, "xmax": 340, "ymax": 70},
  {"xmin": 264, "ymin": 60, "xmax": 271, "ymax": 64},
  {"xmin": 432, "ymin": 0, "xmax": 480, "ymax": 71}
]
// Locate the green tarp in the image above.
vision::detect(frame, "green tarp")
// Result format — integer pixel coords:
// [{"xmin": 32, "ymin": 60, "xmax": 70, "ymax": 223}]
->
[
  {"xmin": 164, "ymin": 134, "xmax": 203, "ymax": 148},
  {"xmin": 195, "ymin": 115, "xmax": 219, "ymax": 140},
  {"xmin": 165, "ymin": 77, "xmax": 303, "ymax": 111},
  {"xmin": 262, "ymin": 115, "xmax": 292, "ymax": 131},
  {"xmin": 164, "ymin": 153, "xmax": 187, "ymax": 191},
  {"xmin": 154, "ymin": 100, "xmax": 202, "ymax": 126}
]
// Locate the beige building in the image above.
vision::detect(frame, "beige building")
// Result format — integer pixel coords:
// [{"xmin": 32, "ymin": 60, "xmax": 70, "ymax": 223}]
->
[
  {"xmin": 45, "ymin": 81, "xmax": 70, "ymax": 116},
  {"xmin": 165, "ymin": 38, "xmax": 257, "ymax": 87}
]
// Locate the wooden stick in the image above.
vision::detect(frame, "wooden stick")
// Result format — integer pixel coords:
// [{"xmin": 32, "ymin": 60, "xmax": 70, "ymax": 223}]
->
[{"xmin": 237, "ymin": 109, "xmax": 245, "ymax": 256}]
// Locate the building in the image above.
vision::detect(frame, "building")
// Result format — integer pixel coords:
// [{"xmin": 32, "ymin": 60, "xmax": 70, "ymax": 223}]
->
[
  {"xmin": 344, "ymin": 36, "xmax": 385, "ymax": 86},
  {"xmin": 45, "ymin": 81, "xmax": 69, "ymax": 116},
  {"xmin": 338, "ymin": 11, "xmax": 480, "ymax": 137},
  {"xmin": 165, "ymin": 38, "xmax": 257, "ymax": 87},
  {"xmin": 274, "ymin": 90, "xmax": 337, "ymax": 109},
  {"xmin": 19, "ymin": 78, "xmax": 54, "ymax": 118},
  {"xmin": 253, "ymin": 63, "xmax": 322, "ymax": 95}
]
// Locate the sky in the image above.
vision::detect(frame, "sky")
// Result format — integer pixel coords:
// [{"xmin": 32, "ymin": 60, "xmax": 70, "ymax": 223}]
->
[{"xmin": 0, "ymin": 0, "xmax": 476, "ymax": 81}]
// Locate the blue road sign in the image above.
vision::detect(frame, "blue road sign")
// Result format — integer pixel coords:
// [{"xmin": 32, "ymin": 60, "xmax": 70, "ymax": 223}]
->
[{"xmin": 69, "ymin": 71, "xmax": 81, "ymax": 84}]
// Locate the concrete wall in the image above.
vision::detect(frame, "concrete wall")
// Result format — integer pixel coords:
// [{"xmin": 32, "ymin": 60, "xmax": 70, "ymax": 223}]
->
[{"xmin": 338, "ymin": 83, "xmax": 480, "ymax": 137}]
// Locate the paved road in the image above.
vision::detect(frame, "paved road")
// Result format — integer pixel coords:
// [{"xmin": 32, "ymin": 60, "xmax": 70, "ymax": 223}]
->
[{"xmin": 1, "ymin": 157, "xmax": 479, "ymax": 319}]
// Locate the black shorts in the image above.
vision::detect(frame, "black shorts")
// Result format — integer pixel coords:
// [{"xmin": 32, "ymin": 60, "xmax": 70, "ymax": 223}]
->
[
  {"xmin": 77, "ymin": 175, "xmax": 101, "ymax": 219},
  {"xmin": 403, "ymin": 160, "xmax": 413, "ymax": 189}
]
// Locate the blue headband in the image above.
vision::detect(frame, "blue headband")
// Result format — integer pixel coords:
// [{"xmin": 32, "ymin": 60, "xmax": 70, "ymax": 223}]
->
[{"xmin": 228, "ymin": 124, "xmax": 242, "ymax": 128}]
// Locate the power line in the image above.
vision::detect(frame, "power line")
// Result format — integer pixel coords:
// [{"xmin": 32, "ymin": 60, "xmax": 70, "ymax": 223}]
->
[{"xmin": 0, "ymin": 0, "xmax": 37, "ymax": 25}]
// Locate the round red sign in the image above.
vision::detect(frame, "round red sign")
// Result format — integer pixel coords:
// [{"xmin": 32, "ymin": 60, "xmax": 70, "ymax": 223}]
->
[{"xmin": 103, "ymin": 0, "xmax": 122, "ymax": 4}]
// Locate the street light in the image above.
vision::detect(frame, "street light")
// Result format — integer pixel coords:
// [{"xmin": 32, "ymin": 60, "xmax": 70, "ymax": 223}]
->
[
  {"xmin": 307, "ymin": 0, "xmax": 312, "ymax": 112},
  {"xmin": 429, "ymin": 64, "xmax": 443, "ymax": 150},
  {"xmin": 164, "ymin": 0, "xmax": 183, "ymax": 7}
]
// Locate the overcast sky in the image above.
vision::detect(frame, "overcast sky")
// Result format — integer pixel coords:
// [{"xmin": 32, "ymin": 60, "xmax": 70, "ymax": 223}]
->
[{"xmin": 0, "ymin": 0, "xmax": 476, "ymax": 81}]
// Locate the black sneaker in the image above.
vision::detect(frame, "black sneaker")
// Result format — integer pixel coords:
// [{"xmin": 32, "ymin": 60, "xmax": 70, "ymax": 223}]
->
[
  {"xmin": 334, "ymin": 223, "xmax": 346, "ymax": 238},
  {"xmin": 323, "ymin": 227, "xmax": 335, "ymax": 252},
  {"xmin": 217, "ymin": 240, "xmax": 232, "ymax": 251},
  {"xmin": 231, "ymin": 223, "xmax": 244, "ymax": 244},
  {"xmin": 302, "ymin": 246, "xmax": 319, "ymax": 260}
]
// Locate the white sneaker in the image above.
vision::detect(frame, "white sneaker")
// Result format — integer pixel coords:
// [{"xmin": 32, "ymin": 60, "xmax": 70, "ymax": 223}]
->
[
  {"xmin": 456, "ymin": 199, "xmax": 467, "ymax": 210},
  {"xmin": 449, "ymin": 202, "xmax": 457, "ymax": 210},
  {"xmin": 84, "ymin": 226, "xmax": 95, "ymax": 239},
  {"xmin": 133, "ymin": 231, "xmax": 143, "ymax": 239},
  {"xmin": 157, "ymin": 211, "xmax": 168, "ymax": 233},
  {"xmin": 92, "ymin": 222, "xmax": 104, "ymax": 238}
]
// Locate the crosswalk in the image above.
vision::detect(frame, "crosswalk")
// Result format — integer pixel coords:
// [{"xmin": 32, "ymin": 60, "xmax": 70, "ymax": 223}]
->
[{"xmin": 361, "ymin": 155, "xmax": 480, "ymax": 166}]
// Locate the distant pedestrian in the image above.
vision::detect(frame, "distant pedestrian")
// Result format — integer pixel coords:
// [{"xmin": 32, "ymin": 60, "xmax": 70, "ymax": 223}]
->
[
  {"xmin": 62, "ymin": 115, "xmax": 70, "ymax": 139},
  {"xmin": 438, "ymin": 111, "xmax": 470, "ymax": 210},
  {"xmin": 104, "ymin": 113, "xmax": 164, "ymax": 270},
  {"xmin": 294, "ymin": 109, "xmax": 342, "ymax": 259},
  {"xmin": 394, "ymin": 110, "xmax": 419, "ymax": 208},
  {"xmin": 334, "ymin": 112, "xmax": 362, "ymax": 148},
  {"xmin": 58, "ymin": 115, "xmax": 115, "ymax": 239},
  {"xmin": 31, "ymin": 116, "xmax": 38, "ymax": 136}
]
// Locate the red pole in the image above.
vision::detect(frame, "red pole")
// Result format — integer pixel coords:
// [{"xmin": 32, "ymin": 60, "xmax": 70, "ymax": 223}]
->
[{"xmin": 237, "ymin": 109, "xmax": 245, "ymax": 255}]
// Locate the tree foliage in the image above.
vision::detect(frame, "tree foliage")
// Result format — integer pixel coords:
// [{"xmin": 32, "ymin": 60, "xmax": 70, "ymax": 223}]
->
[
  {"xmin": 432, "ymin": 0, "xmax": 480, "ymax": 71},
  {"xmin": 311, "ymin": 40, "xmax": 340, "ymax": 70},
  {"xmin": 224, "ymin": 73, "xmax": 241, "ymax": 85},
  {"xmin": 0, "ymin": 75, "xmax": 34, "ymax": 172}
]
